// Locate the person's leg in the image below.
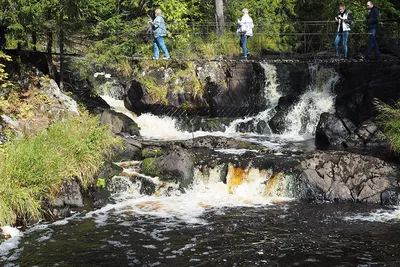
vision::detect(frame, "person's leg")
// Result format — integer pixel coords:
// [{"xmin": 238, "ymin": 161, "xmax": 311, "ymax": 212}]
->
[
  {"xmin": 365, "ymin": 28, "xmax": 375, "ymax": 56},
  {"xmin": 342, "ymin": 31, "xmax": 349, "ymax": 58},
  {"xmin": 372, "ymin": 29, "xmax": 380, "ymax": 56},
  {"xmin": 240, "ymin": 35, "xmax": 248, "ymax": 57},
  {"xmin": 334, "ymin": 34, "xmax": 341, "ymax": 57},
  {"xmin": 157, "ymin": 37, "xmax": 169, "ymax": 58},
  {"xmin": 246, "ymin": 36, "xmax": 251, "ymax": 56},
  {"xmin": 153, "ymin": 38, "xmax": 160, "ymax": 59}
]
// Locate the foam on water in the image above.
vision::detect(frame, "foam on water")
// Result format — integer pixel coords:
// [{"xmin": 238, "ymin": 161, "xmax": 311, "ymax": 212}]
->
[
  {"xmin": 84, "ymin": 162, "xmax": 293, "ymax": 228},
  {"xmin": 0, "ymin": 227, "xmax": 22, "ymax": 258},
  {"xmin": 344, "ymin": 208, "xmax": 400, "ymax": 222}
]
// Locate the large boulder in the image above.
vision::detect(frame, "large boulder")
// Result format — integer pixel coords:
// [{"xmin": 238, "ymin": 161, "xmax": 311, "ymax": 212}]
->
[
  {"xmin": 297, "ymin": 151, "xmax": 400, "ymax": 204},
  {"xmin": 141, "ymin": 148, "xmax": 194, "ymax": 190},
  {"xmin": 268, "ymin": 95, "xmax": 299, "ymax": 134},
  {"xmin": 53, "ymin": 180, "xmax": 84, "ymax": 208},
  {"xmin": 315, "ymin": 113, "xmax": 356, "ymax": 147},
  {"xmin": 98, "ymin": 109, "xmax": 140, "ymax": 136}
]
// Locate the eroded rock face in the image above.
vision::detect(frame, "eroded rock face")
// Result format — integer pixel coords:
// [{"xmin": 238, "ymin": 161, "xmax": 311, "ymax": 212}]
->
[{"xmin": 298, "ymin": 151, "xmax": 400, "ymax": 204}]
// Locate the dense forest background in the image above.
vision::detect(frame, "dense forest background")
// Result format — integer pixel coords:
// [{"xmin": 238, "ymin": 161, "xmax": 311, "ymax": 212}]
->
[{"xmin": 0, "ymin": 0, "xmax": 399, "ymax": 62}]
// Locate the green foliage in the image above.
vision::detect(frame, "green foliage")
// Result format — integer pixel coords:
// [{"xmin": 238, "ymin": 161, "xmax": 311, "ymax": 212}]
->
[
  {"xmin": 140, "ymin": 158, "xmax": 160, "ymax": 177},
  {"xmin": 0, "ymin": 111, "xmax": 121, "ymax": 226},
  {"xmin": 0, "ymin": 52, "xmax": 14, "ymax": 92},
  {"xmin": 1, "ymin": 0, "xmax": 400, "ymax": 63},
  {"xmin": 376, "ymin": 100, "xmax": 400, "ymax": 152},
  {"xmin": 96, "ymin": 178, "xmax": 106, "ymax": 189}
]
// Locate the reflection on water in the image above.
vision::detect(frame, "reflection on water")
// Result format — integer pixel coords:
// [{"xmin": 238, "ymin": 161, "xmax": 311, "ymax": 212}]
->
[{"xmin": 2, "ymin": 202, "xmax": 400, "ymax": 267}]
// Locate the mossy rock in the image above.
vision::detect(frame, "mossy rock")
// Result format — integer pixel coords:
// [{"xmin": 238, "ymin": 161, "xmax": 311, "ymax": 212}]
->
[
  {"xmin": 141, "ymin": 146, "xmax": 167, "ymax": 159},
  {"xmin": 140, "ymin": 158, "xmax": 161, "ymax": 177}
]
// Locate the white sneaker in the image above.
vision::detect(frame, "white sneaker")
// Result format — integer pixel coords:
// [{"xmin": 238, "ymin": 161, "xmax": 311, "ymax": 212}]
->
[{"xmin": 163, "ymin": 56, "xmax": 170, "ymax": 60}]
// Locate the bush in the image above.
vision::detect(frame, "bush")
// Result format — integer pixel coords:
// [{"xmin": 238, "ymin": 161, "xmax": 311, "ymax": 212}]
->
[
  {"xmin": 376, "ymin": 100, "xmax": 400, "ymax": 152},
  {"xmin": 0, "ymin": 112, "xmax": 121, "ymax": 226}
]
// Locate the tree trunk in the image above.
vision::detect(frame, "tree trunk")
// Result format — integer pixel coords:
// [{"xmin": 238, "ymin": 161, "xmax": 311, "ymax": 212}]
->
[
  {"xmin": 59, "ymin": 5, "xmax": 64, "ymax": 91},
  {"xmin": 32, "ymin": 32, "xmax": 37, "ymax": 51},
  {"xmin": 215, "ymin": 0, "xmax": 225, "ymax": 35}
]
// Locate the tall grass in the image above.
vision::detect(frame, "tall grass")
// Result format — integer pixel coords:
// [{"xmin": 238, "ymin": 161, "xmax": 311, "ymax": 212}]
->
[
  {"xmin": 376, "ymin": 100, "xmax": 400, "ymax": 152},
  {"xmin": 0, "ymin": 112, "xmax": 121, "ymax": 226}
]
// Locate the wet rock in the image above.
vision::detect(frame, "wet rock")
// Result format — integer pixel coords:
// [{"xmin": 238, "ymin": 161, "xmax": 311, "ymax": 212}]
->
[
  {"xmin": 98, "ymin": 109, "xmax": 140, "ymax": 136},
  {"xmin": 207, "ymin": 62, "xmax": 266, "ymax": 117},
  {"xmin": 315, "ymin": 113, "xmax": 355, "ymax": 147},
  {"xmin": 345, "ymin": 120, "xmax": 391, "ymax": 151},
  {"xmin": 236, "ymin": 121, "xmax": 256, "ymax": 133},
  {"xmin": 275, "ymin": 63, "xmax": 309, "ymax": 96},
  {"xmin": 235, "ymin": 119, "xmax": 272, "ymax": 135},
  {"xmin": 124, "ymin": 79, "xmax": 148, "ymax": 114},
  {"xmin": 53, "ymin": 180, "xmax": 84, "ymax": 207},
  {"xmin": 141, "ymin": 146, "xmax": 167, "ymax": 158},
  {"xmin": 335, "ymin": 62, "xmax": 400, "ymax": 125},
  {"xmin": 141, "ymin": 149, "xmax": 194, "ymax": 190},
  {"xmin": 176, "ymin": 116, "xmax": 232, "ymax": 132},
  {"xmin": 269, "ymin": 95, "xmax": 299, "ymax": 134},
  {"xmin": 298, "ymin": 151, "xmax": 400, "ymax": 204},
  {"xmin": 97, "ymin": 162, "xmax": 123, "ymax": 181},
  {"xmin": 182, "ymin": 135, "xmax": 258, "ymax": 150},
  {"xmin": 112, "ymin": 137, "xmax": 142, "ymax": 161}
]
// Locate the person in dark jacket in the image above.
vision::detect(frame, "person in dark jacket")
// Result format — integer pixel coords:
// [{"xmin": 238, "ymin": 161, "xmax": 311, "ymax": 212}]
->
[
  {"xmin": 334, "ymin": 4, "xmax": 353, "ymax": 58},
  {"xmin": 365, "ymin": 1, "xmax": 380, "ymax": 57},
  {"xmin": 149, "ymin": 9, "xmax": 169, "ymax": 60}
]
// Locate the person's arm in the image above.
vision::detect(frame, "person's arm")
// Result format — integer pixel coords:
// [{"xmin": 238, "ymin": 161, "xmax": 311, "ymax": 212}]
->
[
  {"xmin": 368, "ymin": 8, "xmax": 379, "ymax": 25},
  {"xmin": 152, "ymin": 16, "xmax": 161, "ymax": 29},
  {"xmin": 238, "ymin": 16, "xmax": 244, "ymax": 26},
  {"xmin": 344, "ymin": 12, "xmax": 353, "ymax": 24}
]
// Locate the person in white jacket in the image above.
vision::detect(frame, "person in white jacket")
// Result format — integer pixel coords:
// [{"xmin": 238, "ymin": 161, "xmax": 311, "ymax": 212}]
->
[
  {"xmin": 237, "ymin": 8, "xmax": 254, "ymax": 60},
  {"xmin": 334, "ymin": 4, "xmax": 353, "ymax": 58}
]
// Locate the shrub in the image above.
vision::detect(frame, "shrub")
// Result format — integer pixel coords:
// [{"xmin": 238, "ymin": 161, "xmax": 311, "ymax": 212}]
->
[
  {"xmin": 0, "ymin": 111, "xmax": 121, "ymax": 226},
  {"xmin": 376, "ymin": 100, "xmax": 400, "ymax": 152}
]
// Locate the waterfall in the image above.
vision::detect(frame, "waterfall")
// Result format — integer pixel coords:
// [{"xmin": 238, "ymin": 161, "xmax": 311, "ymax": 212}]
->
[
  {"xmin": 227, "ymin": 62, "xmax": 280, "ymax": 134},
  {"xmin": 283, "ymin": 65, "xmax": 338, "ymax": 137},
  {"xmin": 101, "ymin": 63, "xmax": 338, "ymax": 140}
]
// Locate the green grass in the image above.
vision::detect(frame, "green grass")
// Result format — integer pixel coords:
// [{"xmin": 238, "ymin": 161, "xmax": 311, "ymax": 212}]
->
[
  {"xmin": 376, "ymin": 100, "xmax": 400, "ymax": 152},
  {"xmin": 0, "ymin": 111, "xmax": 121, "ymax": 226}
]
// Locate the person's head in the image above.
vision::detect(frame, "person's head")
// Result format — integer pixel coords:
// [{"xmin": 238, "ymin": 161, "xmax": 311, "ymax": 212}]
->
[
  {"xmin": 367, "ymin": 1, "xmax": 374, "ymax": 9},
  {"xmin": 155, "ymin": 8, "xmax": 162, "ymax": 16},
  {"xmin": 242, "ymin": 8, "xmax": 249, "ymax": 15},
  {"xmin": 339, "ymin": 4, "xmax": 345, "ymax": 12}
]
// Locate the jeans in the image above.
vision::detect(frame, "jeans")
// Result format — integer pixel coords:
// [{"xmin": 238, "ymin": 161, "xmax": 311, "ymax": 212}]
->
[
  {"xmin": 153, "ymin": 36, "xmax": 169, "ymax": 59},
  {"xmin": 240, "ymin": 35, "xmax": 250, "ymax": 57},
  {"xmin": 365, "ymin": 28, "xmax": 380, "ymax": 57},
  {"xmin": 334, "ymin": 31, "xmax": 349, "ymax": 57}
]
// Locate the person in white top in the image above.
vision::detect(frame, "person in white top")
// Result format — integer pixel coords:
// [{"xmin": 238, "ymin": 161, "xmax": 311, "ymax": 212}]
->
[{"xmin": 237, "ymin": 8, "xmax": 254, "ymax": 60}]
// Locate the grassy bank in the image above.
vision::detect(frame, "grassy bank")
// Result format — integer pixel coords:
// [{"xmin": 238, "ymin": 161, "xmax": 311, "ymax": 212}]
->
[
  {"xmin": 377, "ymin": 100, "xmax": 400, "ymax": 152},
  {"xmin": 0, "ymin": 112, "xmax": 121, "ymax": 226}
]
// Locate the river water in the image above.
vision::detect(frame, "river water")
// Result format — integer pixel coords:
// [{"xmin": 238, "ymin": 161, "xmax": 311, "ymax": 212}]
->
[
  {"xmin": 2, "ymin": 63, "xmax": 400, "ymax": 266},
  {"xmin": 2, "ymin": 200, "xmax": 400, "ymax": 266}
]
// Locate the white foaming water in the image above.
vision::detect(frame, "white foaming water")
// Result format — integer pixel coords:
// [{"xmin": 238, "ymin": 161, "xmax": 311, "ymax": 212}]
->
[
  {"xmin": 84, "ymin": 163, "xmax": 293, "ymax": 228},
  {"xmin": 0, "ymin": 227, "xmax": 22, "ymax": 259},
  {"xmin": 227, "ymin": 63, "xmax": 281, "ymax": 137},
  {"xmin": 260, "ymin": 62, "xmax": 281, "ymax": 107},
  {"xmin": 344, "ymin": 208, "xmax": 400, "ymax": 222},
  {"xmin": 283, "ymin": 65, "xmax": 338, "ymax": 138}
]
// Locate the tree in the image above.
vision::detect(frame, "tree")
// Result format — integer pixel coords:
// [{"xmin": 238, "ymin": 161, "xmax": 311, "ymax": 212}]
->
[{"xmin": 215, "ymin": 0, "xmax": 225, "ymax": 35}]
